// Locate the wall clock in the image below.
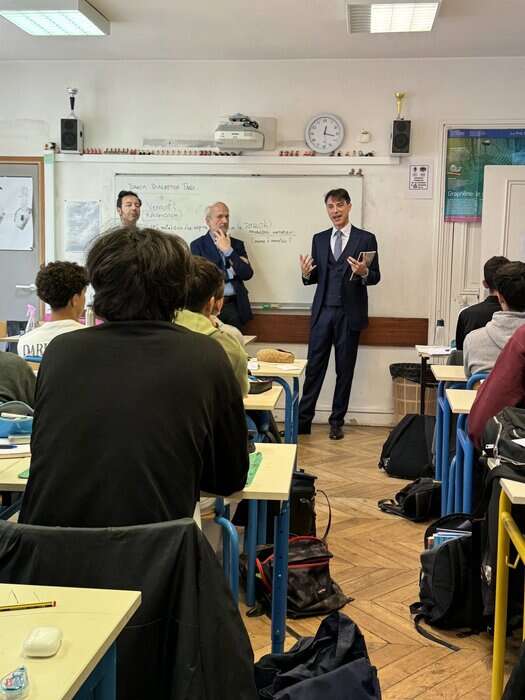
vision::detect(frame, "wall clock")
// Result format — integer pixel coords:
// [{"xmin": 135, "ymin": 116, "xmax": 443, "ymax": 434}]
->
[{"xmin": 305, "ymin": 113, "xmax": 345, "ymax": 154}]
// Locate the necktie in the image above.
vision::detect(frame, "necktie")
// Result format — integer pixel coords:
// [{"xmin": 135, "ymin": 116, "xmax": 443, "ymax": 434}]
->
[{"xmin": 333, "ymin": 230, "xmax": 343, "ymax": 260}]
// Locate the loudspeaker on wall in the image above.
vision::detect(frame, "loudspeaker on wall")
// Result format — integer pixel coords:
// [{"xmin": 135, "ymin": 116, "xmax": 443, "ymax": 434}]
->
[
  {"xmin": 60, "ymin": 118, "xmax": 84, "ymax": 153},
  {"xmin": 391, "ymin": 119, "xmax": 411, "ymax": 155}
]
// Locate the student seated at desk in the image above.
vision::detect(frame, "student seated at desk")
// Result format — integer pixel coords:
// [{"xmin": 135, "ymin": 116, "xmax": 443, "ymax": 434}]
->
[
  {"xmin": 463, "ymin": 261, "xmax": 525, "ymax": 377},
  {"xmin": 17, "ymin": 261, "xmax": 87, "ymax": 359},
  {"xmin": 469, "ymin": 324, "xmax": 525, "ymax": 447},
  {"xmin": 455, "ymin": 255, "xmax": 508, "ymax": 352},
  {"xmin": 176, "ymin": 256, "xmax": 249, "ymax": 396},
  {"xmin": 0, "ymin": 352, "xmax": 36, "ymax": 406},
  {"xmin": 19, "ymin": 226, "xmax": 249, "ymax": 528}
]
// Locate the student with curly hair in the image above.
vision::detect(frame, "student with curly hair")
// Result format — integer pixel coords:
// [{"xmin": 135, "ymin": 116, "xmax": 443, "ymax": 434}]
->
[{"xmin": 17, "ymin": 261, "xmax": 88, "ymax": 358}]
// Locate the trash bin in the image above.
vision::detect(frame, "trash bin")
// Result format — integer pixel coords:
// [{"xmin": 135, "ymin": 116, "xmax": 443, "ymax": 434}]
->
[{"xmin": 390, "ymin": 363, "xmax": 437, "ymax": 423}]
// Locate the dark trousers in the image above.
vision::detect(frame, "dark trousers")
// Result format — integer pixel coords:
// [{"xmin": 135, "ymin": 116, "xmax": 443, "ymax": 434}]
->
[
  {"xmin": 299, "ymin": 306, "xmax": 360, "ymax": 427},
  {"xmin": 219, "ymin": 298, "xmax": 243, "ymax": 330}
]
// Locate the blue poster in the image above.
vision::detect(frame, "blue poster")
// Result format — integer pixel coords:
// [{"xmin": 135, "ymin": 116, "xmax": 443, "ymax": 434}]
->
[{"xmin": 445, "ymin": 128, "xmax": 525, "ymax": 222}]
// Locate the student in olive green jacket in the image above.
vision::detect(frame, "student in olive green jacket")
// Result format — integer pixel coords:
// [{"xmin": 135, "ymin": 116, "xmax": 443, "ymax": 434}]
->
[{"xmin": 176, "ymin": 256, "xmax": 249, "ymax": 397}]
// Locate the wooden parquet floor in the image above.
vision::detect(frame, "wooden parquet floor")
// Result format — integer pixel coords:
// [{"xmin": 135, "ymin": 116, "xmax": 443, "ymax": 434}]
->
[{"xmin": 241, "ymin": 424, "xmax": 504, "ymax": 699}]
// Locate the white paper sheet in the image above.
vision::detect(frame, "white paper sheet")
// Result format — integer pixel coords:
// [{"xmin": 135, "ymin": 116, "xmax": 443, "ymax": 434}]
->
[
  {"xmin": 64, "ymin": 200, "xmax": 100, "ymax": 254},
  {"xmin": 0, "ymin": 176, "xmax": 34, "ymax": 250}
]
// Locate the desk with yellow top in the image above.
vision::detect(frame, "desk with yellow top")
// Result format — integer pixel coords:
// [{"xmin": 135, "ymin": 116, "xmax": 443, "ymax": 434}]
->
[{"xmin": 0, "ymin": 582, "xmax": 140, "ymax": 700}]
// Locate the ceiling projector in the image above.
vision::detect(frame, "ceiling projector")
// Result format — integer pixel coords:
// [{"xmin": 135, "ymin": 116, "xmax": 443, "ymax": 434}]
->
[{"xmin": 214, "ymin": 113, "xmax": 265, "ymax": 150}]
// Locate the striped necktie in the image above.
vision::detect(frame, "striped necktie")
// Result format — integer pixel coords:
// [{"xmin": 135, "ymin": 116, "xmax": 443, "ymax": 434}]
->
[{"xmin": 333, "ymin": 230, "xmax": 343, "ymax": 260}]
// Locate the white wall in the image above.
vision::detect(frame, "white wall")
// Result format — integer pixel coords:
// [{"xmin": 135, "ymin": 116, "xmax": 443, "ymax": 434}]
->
[{"xmin": 2, "ymin": 57, "xmax": 525, "ymax": 424}]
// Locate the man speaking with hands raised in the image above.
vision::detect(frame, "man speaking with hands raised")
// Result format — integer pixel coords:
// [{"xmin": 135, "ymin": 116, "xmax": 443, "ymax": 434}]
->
[
  {"xmin": 299, "ymin": 188, "xmax": 380, "ymax": 440},
  {"xmin": 191, "ymin": 202, "xmax": 253, "ymax": 330}
]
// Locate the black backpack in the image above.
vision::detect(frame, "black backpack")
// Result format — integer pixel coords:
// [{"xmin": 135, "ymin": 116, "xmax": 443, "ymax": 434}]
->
[
  {"xmin": 379, "ymin": 414, "xmax": 434, "ymax": 479},
  {"xmin": 483, "ymin": 406, "xmax": 525, "ymax": 468},
  {"xmin": 378, "ymin": 478, "xmax": 440, "ymax": 522},
  {"xmin": 410, "ymin": 513, "xmax": 484, "ymax": 650}
]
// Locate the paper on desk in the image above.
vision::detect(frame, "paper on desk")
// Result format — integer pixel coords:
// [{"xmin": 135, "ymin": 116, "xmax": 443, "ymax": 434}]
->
[
  {"xmin": 274, "ymin": 364, "xmax": 301, "ymax": 370},
  {"xmin": 513, "ymin": 438, "xmax": 525, "ymax": 447},
  {"xmin": 416, "ymin": 345, "xmax": 452, "ymax": 355},
  {"xmin": 0, "ymin": 439, "xmax": 31, "ymax": 458}
]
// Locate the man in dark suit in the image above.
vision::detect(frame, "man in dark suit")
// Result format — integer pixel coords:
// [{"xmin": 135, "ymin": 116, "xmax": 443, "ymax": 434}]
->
[
  {"xmin": 190, "ymin": 202, "xmax": 253, "ymax": 330},
  {"xmin": 299, "ymin": 188, "xmax": 380, "ymax": 440}
]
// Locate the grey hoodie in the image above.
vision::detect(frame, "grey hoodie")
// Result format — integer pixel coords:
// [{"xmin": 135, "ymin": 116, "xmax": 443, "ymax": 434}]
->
[{"xmin": 463, "ymin": 310, "xmax": 525, "ymax": 376}]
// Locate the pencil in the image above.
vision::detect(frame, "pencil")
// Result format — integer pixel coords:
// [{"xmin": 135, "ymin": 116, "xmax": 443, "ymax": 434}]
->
[{"xmin": 0, "ymin": 600, "xmax": 56, "ymax": 612}]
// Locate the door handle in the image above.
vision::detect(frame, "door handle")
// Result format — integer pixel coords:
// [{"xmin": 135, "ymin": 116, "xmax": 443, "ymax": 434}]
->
[{"xmin": 15, "ymin": 284, "xmax": 37, "ymax": 292}]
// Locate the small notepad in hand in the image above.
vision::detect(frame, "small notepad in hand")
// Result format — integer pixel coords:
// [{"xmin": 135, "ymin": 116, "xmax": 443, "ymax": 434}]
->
[{"xmin": 350, "ymin": 250, "xmax": 376, "ymax": 280}]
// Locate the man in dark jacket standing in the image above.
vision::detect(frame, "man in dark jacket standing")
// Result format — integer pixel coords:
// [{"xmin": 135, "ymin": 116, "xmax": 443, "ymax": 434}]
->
[
  {"xmin": 191, "ymin": 202, "xmax": 253, "ymax": 330},
  {"xmin": 299, "ymin": 189, "xmax": 380, "ymax": 440}
]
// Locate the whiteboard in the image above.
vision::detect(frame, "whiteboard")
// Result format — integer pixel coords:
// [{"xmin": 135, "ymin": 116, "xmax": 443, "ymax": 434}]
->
[{"xmin": 113, "ymin": 173, "xmax": 363, "ymax": 306}]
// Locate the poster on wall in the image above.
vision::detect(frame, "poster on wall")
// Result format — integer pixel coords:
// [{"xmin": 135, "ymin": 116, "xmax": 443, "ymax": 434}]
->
[
  {"xmin": 445, "ymin": 128, "xmax": 525, "ymax": 222},
  {"xmin": 64, "ymin": 200, "xmax": 100, "ymax": 256},
  {"xmin": 0, "ymin": 176, "xmax": 34, "ymax": 250}
]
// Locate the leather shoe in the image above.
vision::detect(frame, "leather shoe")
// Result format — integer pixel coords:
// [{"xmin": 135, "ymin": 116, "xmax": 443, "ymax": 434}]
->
[
  {"xmin": 298, "ymin": 422, "xmax": 312, "ymax": 435},
  {"xmin": 329, "ymin": 425, "xmax": 344, "ymax": 440}
]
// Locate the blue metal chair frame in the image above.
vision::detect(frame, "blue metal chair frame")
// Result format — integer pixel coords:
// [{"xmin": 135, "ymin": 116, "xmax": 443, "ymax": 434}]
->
[
  {"xmin": 444, "ymin": 372, "xmax": 488, "ymax": 515},
  {"xmin": 214, "ymin": 497, "xmax": 240, "ymax": 604},
  {"xmin": 436, "ymin": 378, "xmax": 465, "ymax": 515}
]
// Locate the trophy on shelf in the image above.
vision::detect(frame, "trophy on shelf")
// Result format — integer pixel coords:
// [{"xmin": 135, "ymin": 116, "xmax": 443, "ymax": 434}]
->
[{"xmin": 394, "ymin": 91, "xmax": 406, "ymax": 120}]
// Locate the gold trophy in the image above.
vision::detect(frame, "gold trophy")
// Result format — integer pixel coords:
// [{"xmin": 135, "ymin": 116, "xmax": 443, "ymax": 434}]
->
[{"xmin": 394, "ymin": 92, "xmax": 406, "ymax": 119}]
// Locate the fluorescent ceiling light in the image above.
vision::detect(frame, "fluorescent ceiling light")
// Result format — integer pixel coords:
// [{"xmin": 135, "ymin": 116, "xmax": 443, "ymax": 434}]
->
[
  {"xmin": 0, "ymin": 0, "xmax": 109, "ymax": 36},
  {"xmin": 347, "ymin": 0, "xmax": 440, "ymax": 33}
]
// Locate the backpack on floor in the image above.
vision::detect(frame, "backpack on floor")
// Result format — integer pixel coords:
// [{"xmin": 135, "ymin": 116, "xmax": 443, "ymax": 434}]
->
[
  {"xmin": 254, "ymin": 535, "xmax": 351, "ymax": 619},
  {"xmin": 379, "ymin": 414, "xmax": 435, "ymax": 479},
  {"xmin": 410, "ymin": 513, "xmax": 484, "ymax": 650},
  {"xmin": 378, "ymin": 478, "xmax": 440, "ymax": 523}
]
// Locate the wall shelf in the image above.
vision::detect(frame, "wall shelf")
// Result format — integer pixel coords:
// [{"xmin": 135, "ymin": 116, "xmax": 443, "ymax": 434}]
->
[{"xmin": 54, "ymin": 154, "xmax": 400, "ymax": 166}]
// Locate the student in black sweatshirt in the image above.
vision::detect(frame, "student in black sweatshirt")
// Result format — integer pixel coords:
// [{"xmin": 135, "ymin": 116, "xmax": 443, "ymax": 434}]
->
[
  {"xmin": 19, "ymin": 226, "xmax": 249, "ymax": 528},
  {"xmin": 455, "ymin": 255, "xmax": 508, "ymax": 351}
]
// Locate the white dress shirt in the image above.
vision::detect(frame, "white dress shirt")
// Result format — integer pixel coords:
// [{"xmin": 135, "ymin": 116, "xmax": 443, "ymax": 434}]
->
[{"xmin": 330, "ymin": 223, "xmax": 352, "ymax": 256}]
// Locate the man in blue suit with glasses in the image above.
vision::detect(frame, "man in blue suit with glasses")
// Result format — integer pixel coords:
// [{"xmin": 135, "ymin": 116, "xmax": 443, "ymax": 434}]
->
[
  {"xmin": 191, "ymin": 202, "xmax": 253, "ymax": 330},
  {"xmin": 299, "ymin": 188, "xmax": 380, "ymax": 440}
]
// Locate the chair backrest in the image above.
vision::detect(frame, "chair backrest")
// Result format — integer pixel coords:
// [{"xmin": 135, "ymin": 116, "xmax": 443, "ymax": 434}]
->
[
  {"xmin": 0, "ymin": 518, "xmax": 256, "ymax": 700},
  {"xmin": 467, "ymin": 372, "xmax": 489, "ymax": 390},
  {"xmin": 0, "ymin": 320, "xmax": 7, "ymax": 338}
]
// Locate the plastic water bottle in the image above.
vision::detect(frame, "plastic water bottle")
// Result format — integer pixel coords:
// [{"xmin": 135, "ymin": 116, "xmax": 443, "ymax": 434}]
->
[
  {"xmin": 85, "ymin": 304, "xmax": 95, "ymax": 327},
  {"xmin": 24, "ymin": 304, "xmax": 37, "ymax": 335},
  {"xmin": 433, "ymin": 319, "xmax": 446, "ymax": 347}
]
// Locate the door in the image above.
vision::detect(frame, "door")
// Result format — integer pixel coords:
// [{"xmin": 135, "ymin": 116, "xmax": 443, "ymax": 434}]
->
[
  {"xmin": 481, "ymin": 165, "xmax": 525, "ymax": 290},
  {"xmin": 0, "ymin": 158, "xmax": 44, "ymax": 324}
]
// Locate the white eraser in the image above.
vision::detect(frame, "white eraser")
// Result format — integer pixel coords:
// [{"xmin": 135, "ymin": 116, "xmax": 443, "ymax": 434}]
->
[{"xmin": 23, "ymin": 627, "xmax": 62, "ymax": 657}]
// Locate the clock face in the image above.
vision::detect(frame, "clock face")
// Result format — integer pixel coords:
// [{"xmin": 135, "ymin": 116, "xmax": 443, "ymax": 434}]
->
[{"xmin": 305, "ymin": 114, "xmax": 345, "ymax": 154}]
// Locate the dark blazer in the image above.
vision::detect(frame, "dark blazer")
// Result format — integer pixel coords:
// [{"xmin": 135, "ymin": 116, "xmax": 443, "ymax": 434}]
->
[
  {"xmin": 303, "ymin": 225, "xmax": 380, "ymax": 330},
  {"xmin": 191, "ymin": 232, "xmax": 254, "ymax": 324}
]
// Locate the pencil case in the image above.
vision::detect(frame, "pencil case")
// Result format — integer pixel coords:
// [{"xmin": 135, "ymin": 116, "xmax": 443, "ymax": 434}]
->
[{"xmin": 256, "ymin": 348, "xmax": 295, "ymax": 363}]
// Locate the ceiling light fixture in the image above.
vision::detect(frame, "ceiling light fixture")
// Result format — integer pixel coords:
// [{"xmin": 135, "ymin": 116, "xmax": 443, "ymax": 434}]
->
[
  {"xmin": 346, "ymin": 0, "xmax": 441, "ymax": 34},
  {"xmin": 0, "ymin": 0, "xmax": 110, "ymax": 36}
]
